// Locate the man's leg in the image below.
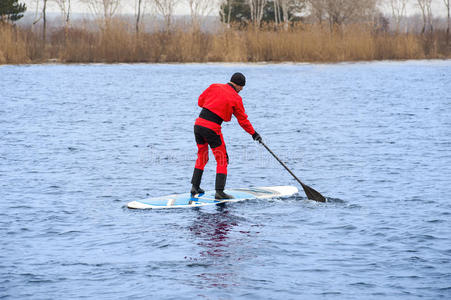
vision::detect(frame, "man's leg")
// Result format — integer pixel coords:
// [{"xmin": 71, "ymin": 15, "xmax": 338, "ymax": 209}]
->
[
  {"xmin": 191, "ymin": 127, "xmax": 209, "ymax": 195},
  {"xmin": 211, "ymin": 133, "xmax": 233, "ymax": 199}
]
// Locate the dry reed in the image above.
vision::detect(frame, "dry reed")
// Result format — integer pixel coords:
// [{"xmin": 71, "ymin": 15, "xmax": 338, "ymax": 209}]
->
[
  {"xmin": 0, "ymin": 20, "xmax": 449, "ymax": 64},
  {"xmin": 0, "ymin": 24, "xmax": 30, "ymax": 64}
]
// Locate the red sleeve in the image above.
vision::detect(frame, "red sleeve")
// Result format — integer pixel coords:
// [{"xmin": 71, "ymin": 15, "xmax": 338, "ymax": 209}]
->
[
  {"xmin": 198, "ymin": 85, "xmax": 211, "ymax": 108},
  {"xmin": 233, "ymin": 98, "xmax": 255, "ymax": 135}
]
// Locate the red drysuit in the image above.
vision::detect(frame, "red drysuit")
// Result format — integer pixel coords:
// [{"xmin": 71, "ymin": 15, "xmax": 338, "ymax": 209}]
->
[{"xmin": 194, "ymin": 83, "xmax": 255, "ymax": 175}]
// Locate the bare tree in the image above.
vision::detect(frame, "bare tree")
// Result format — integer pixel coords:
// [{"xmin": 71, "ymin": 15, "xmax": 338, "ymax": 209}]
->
[
  {"xmin": 54, "ymin": 0, "xmax": 72, "ymax": 26},
  {"xmin": 128, "ymin": 0, "xmax": 152, "ymax": 33},
  {"xmin": 29, "ymin": 0, "xmax": 41, "ymax": 25},
  {"xmin": 417, "ymin": 0, "xmax": 433, "ymax": 33},
  {"xmin": 444, "ymin": 0, "xmax": 450, "ymax": 44},
  {"xmin": 219, "ymin": 0, "xmax": 233, "ymax": 28},
  {"xmin": 82, "ymin": 0, "xmax": 121, "ymax": 23},
  {"xmin": 278, "ymin": 0, "xmax": 306, "ymax": 30},
  {"xmin": 307, "ymin": 0, "xmax": 377, "ymax": 27},
  {"xmin": 274, "ymin": 0, "xmax": 280, "ymax": 25},
  {"xmin": 325, "ymin": 0, "xmax": 377, "ymax": 27},
  {"xmin": 136, "ymin": 0, "xmax": 143, "ymax": 33},
  {"xmin": 308, "ymin": 0, "xmax": 327, "ymax": 24},
  {"xmin": 226, "ymin": 0, "xmax": 232, "ymax": 27},
  {"xmin": 29, "ymin": 0, "xmax": 49, "ymax": 41},
  {"xmin": 154, "ymin": 0, "xmax": 179, "ymax": 31},
  {"xmin": 187, "ymin": 0, "xmax": 217, "ymax": 30},
  {"xmin": 134, "ymin": 0, "xmax": 146, "ymax": 33},
  {"xmin": 279, "ymin": 0, "xmax": 290, "ymax": 30},
  {"xmin": 30, "ymin": 0, "xmax": 40, "ymax": 22},
  {"xmin": 387, "ymin": 0, "xmax": 408, "ymax": 32},
  {"xmin": 426, "ymin": 0, "xmax": 433, "ymax": 32},
  {"xmin": 248, "ymin": 0, "xmax": 267, "ymax": 27}
]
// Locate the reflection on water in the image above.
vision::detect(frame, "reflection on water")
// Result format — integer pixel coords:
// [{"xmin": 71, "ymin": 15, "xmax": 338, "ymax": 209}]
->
[
  {"xmin": 187, "ymin": 205, "xmax": 251, "ymax": 288},
  {"xmin": 190, "ymin": 206, "xmax": 237, "ymax": 259}
]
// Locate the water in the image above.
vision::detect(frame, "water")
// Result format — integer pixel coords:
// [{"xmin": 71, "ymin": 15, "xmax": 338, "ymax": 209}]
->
[{"xmin": 1, "ymin": 61, "xmax": 450, "ymax": 299}]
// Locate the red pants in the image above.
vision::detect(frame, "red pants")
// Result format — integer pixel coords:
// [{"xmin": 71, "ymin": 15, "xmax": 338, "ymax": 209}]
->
[{"xmin": 194, "ymin": 118, "xmax": 228, "ymax": 174}]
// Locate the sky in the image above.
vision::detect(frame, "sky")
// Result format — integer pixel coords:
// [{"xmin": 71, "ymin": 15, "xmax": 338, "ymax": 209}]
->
[
  {"xmin": 22, "ymin": 0, "xmax": 448, "ymax": 18},
  {"xmin": 23, "ymin": 0, "xmax": 206, "ymax": 17}
]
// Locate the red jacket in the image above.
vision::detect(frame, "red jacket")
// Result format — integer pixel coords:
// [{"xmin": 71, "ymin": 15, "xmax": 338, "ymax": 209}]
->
[{"xmin": 198, "ymin": 83, "xmax": 255, "ymax": 135}]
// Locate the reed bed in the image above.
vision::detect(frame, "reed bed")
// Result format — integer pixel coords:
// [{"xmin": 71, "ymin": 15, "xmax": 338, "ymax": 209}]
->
[
  {"xmin": 0, "ymin": 21, "xmax": 449, "ymax": 64},
  {"xmin": 0, "ymin": 24, "xmax": 30, "ymax": 64}
]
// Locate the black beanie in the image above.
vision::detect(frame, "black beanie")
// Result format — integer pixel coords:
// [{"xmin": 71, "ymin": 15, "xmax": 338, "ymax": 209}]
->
[{"xmin": 230, "ymin": 72, "xmax": 246, "ymax": 86}]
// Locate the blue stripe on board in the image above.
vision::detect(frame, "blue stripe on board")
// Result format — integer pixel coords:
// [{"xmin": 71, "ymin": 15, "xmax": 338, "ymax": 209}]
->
[{"xmin": 139, "ymin": 190, "xmax": 258, "ymax": 206}]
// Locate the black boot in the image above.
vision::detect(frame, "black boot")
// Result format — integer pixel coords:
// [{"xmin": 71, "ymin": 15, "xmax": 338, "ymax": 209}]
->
[
  {"xmin": 215, "ymin": 173, "xmax": 234, "ymax": 199},
  {"xmin": 190, "ymin": 168, "xmax": 205, "ymax": 195}
]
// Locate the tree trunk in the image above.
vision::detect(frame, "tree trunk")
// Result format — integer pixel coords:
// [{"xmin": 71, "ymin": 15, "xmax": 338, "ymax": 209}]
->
[
  {"xmin": 248, "ymin": 0, "xmax": 267, "ymax": 27},
  {"xmin": 227, "ymin": 0, "xmax": 232, "ymax": 28},
  {"xmin": 67, "ymin": 0, "xmax": 71, "ymax": 24},
  {"xmin": 417, "ymin": 0, "xmax": 433, "ymax": 34},
  {"xmin": 447, "ymin": 2, "xmax": 450, "ymax": 45},
  {"xmin": 258, "ymin": 0, "xmax": 266, "ymax": 27},
  {"xmin": 390, "ymin": 0, "xmax": 407, "ymax": 33},
  {"xmin": 427, "ymin": 2, "xmax": 433, "ymax": 33},
  {"xmin": 43, "ymin": 0, "xmax": 47, "ymax": 42},
  {"xmin": 136, "ymin": 0, "xmax": 142, "ymax": 33},
  {"xmin": 420, "ymin": 8, "xmax": 426, "ymax": 34},
  {"xmin": 280, "ymin": 0, "xmax": 289, "ymax": 31}
]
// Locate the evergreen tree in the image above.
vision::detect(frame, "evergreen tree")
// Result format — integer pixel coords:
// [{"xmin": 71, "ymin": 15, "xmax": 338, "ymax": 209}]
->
[{"xmin": 0, "ymin": 0, "xmax": 26, "ymax": 23}]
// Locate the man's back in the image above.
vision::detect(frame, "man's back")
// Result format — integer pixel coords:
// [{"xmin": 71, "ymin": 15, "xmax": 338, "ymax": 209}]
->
[{"xmin": 198, "ymin": 83, "xmax": 241, "ymax": 122}]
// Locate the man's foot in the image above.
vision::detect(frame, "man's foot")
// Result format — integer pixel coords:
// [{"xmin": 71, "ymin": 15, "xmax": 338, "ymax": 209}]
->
[
  {"xmin": 215, "ymin": 190, "xmax": 234, "ymax": 199},
  {"xmin": 191, "ymin": 185, "xmax": 205, "ymax": 196},
  {"xmin": 191, "ymin": 168, "xmax": 204, "ymax": 196}
]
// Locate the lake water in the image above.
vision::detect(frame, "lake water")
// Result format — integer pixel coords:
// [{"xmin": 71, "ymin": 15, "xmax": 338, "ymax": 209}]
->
[{"xmin": 1, "ymin": 61, "xmax": 450, "ymax": 299}]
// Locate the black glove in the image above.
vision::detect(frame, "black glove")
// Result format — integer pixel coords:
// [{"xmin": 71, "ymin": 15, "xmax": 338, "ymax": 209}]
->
[{"xmin": 252, "ymin": 131, "xmax": 262, "ymax": 143}]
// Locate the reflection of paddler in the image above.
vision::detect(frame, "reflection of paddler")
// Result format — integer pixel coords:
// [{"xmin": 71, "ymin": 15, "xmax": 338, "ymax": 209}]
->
[
  {"xmin": 189, "ymin": 207, "xmax": 237, "ymax": 258},
  {"xmin": 188, "ymin": 207, "xmax": 240, "ymax": 289},
  {"xmin": 190, "ymin": 73, "xmax": 262, "ymax": 199}
]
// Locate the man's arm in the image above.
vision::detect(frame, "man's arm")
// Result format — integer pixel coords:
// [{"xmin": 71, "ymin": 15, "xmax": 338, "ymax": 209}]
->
[{"xmin": 233, "ymin": 99, "xmax": 255, "ymax": 135}]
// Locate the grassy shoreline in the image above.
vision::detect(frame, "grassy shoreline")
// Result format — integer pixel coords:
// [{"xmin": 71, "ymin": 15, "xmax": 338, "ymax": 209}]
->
[
  {"xmin": 2, "ymin": 58, "xmax": 450, "ymax": 66},
  {"xmin": 1, "ymin": 22, "xmax": 450, "ymax": 65}
]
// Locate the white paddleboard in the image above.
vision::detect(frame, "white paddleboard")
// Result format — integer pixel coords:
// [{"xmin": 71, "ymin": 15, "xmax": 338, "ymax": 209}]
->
[{"xmin": 127, "ymin": 186, "xmax": 298, "ymax": 209}]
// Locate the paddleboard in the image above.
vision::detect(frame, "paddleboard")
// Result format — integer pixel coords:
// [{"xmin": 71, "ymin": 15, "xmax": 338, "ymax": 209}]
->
[{"xmin": 127, "ymin": 186, "xmax": 298, "ymax": 209}]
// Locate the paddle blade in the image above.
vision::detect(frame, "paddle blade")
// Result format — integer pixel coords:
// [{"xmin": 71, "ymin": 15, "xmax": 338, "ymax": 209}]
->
[{"xmin": 300, "ymin": 183, "xmax": 326, "ymax": 202}]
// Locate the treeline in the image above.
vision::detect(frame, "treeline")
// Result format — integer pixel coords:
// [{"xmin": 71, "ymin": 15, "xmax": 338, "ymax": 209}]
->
[
  {"xmin": 7, "ymin": 1, "xmax": 451, "ymax": 34},
  {"xmin": 0, "ymin": 0, "xmax": 450, "ymax": 64}
]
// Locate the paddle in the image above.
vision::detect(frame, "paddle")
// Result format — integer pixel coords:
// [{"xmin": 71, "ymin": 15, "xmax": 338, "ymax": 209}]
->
[{"xmin": 258, "ymin": 140, "xmax": 326, "ymax": 202}]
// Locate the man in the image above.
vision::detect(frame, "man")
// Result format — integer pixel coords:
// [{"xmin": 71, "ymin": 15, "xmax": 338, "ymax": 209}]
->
[{"xmin": 190, "ymin": 72, "xmax": 262, "ymax": 199}]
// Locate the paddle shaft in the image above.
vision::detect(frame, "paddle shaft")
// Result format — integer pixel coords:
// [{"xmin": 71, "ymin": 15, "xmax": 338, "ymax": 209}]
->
[
  {"xmin": 259, "ymin": 141, "xmax": 305, "ymax": 187},
  {"xmin": 259, "ymin": 140, "xmax": 326, "ymax": 202}
]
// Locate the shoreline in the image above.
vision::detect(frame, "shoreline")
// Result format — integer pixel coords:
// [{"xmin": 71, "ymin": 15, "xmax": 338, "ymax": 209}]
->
[{"xmin": 2, "ymin": 58, "xmax": 450, "ymax": 67}]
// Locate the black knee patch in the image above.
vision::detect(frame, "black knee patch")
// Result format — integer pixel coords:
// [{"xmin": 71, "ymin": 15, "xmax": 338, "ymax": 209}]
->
[
  {"xmin": 208, "ymin": 135, "xmax": 222, "ymax": 148},
  {"xmin": 194, "ymin": 125, "xmax": 207, "ymax": 145}
]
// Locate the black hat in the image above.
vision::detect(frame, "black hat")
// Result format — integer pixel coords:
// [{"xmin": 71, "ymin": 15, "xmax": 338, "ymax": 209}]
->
[{"xmin": 230, "ymin": 72, "xmax": 246, "ymax": 86}]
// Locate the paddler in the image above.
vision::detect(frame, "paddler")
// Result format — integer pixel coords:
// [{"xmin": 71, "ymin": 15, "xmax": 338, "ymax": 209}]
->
[{"xmin": 190, "ymin": 72, "xmax": 262, "ymax": 199}]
